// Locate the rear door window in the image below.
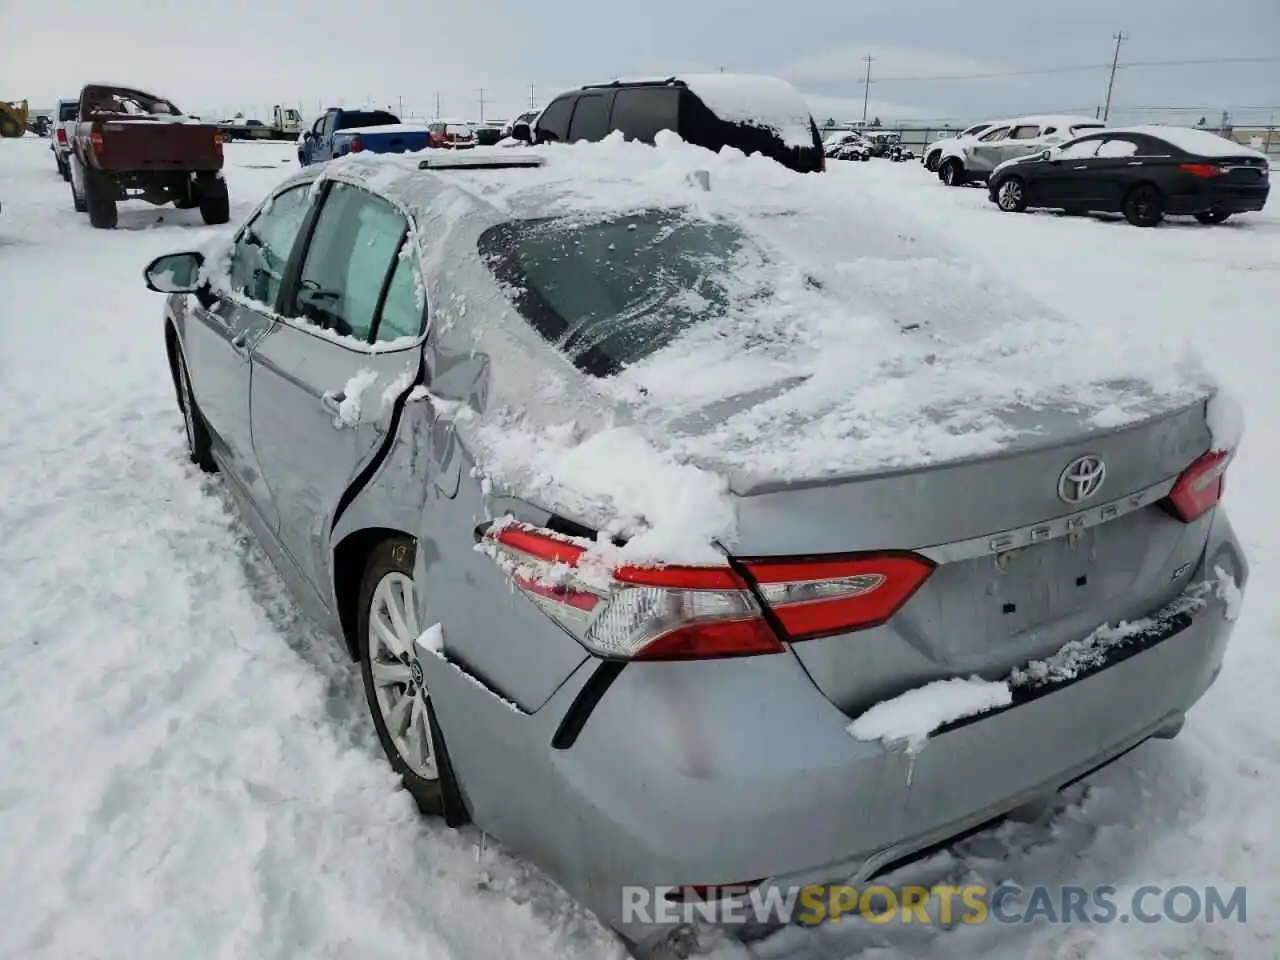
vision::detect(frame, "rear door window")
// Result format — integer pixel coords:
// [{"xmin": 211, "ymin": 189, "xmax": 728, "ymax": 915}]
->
[
  {"xmin": 59, "ymin": 101, "xmax": 77, "ymax": 121},
  {"xmin": 1055, "ymin": 138, "xmax": 1105, "ymax": 160},
  {"xmin": 979, "ymin": 126, "xmax": 1011, "ymax": 142},
  {"xmin": 228, "ymin": 185, "xmax": 315, "ymax": 308},
  {"xmin": 535, "ymin": 96, "xmax": 575, "ymax": 142},
  {"xmin": 608, "ymin": 87, "xmax": 681, "ymax": 143},
  {"xmin": 374, "ymin": 248, "xmax": 426, "ymax": 343},
  {"xmin": 1008, "ymin": 124, "xmax": 1041, "ymax": 140},
  {"xmin": 1095, "ymin": 138, "xmax": 1140, "ymax": 158},
  {"xmin": 291, "ymin": 182, "xmax": 407, "ymax": 341},
  {"xmin": 567, "ymin": 93, "xmax": 611, "ymax": 142}
]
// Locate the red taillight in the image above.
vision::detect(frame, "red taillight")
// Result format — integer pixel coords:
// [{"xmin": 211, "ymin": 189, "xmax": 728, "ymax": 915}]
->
[
  {"xmin": 350, "ymin": 136, "xmax": 364, "ymax": 153},
  {"xmin": 213, "ymin": 130, "xmax": 223, "ymax": 149},
  {"xmin": 742, "ymin": 553, "xmax": 935, "ymax": 640},
  {"xmin": 484, "ymin": 523, "xmax": 935, "ymax": 660},
  {"xmin": 819, "ymin": 154, "xmax": 827, "ymax": 172},
  {"xmin": 56, "ymin": 128, "xmax": 67, "ymax": 145},
  {"xmin": 1165, "ymin": 449, "xmax": 1232, "ymax": 522},
  {"xmin": 89, "ymin": 130, "xmax": 104, "ymax": 155},
  {"xmin": 487, "ymin": 523, "xmax": 783, "ymax": 661},
  {"xmin": 1180, "ymin": 163, "xmax": 1225, "ymax": 178}
]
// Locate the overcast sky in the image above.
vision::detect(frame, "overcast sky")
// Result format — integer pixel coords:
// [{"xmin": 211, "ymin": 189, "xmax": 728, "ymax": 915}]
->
[{"xmin": 3, "ymin": 0, "xmax": 1277, "ymax": 127}]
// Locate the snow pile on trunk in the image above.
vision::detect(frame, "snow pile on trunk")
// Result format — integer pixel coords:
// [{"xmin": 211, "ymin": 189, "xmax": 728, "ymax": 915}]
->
[
  {"xmin": 847, "ymin": 678, "xmax": 1013, "ymax": 753},
  {"xmin": 681, "ymin": 73, "xmax": 817, "ymax": 149}
]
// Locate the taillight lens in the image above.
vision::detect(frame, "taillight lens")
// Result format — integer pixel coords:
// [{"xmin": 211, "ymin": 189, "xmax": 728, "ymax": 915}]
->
[
  {"xmin": 483, "ymin": 523, "xmax": 934, "ymax": 660},
  {"xmin": 351, "ymin": 136, "xmax": 364, "ymax": 153},
  {"xmin": 1180, "ymin": 163, "xmax": 1225, "ymax": 178},
  {"xmin": 89, "ymin": 130, "xmax": 104, "ymax": 154},
  {"xmin": 56, "ymin": 128, "xmax": 67, "ymax": 145},
  {"xmin": 742, "ymin": 553, "xmax": 935, "ymax": 640},
  {"xmin": 1165, "ymin": 449, "xmax": 1232, "ymax": 522}
]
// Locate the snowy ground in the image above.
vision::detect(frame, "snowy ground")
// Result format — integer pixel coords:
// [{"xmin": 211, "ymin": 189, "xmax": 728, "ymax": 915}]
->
[{"xmin": 1, "ymin": 137, "xmax": 1277, "ymax": 960}]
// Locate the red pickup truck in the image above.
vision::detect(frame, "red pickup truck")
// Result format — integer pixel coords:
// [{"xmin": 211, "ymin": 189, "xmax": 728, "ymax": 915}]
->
[{"xmin": 68, "ymin": 84, "xmax": 229, "ymax": 229}]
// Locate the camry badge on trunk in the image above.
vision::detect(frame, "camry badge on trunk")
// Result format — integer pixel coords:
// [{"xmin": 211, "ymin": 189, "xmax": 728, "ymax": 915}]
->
[{"xmin": 1058, "ymin": 454, "xmax": 1107, "ymax": 504}]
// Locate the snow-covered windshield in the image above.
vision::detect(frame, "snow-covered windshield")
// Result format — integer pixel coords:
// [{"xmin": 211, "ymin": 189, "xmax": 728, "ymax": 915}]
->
[
  {"xmin": 337, "ymin": 111, "xmax": 400, "ymax": 131},
  {"xmin": 479, "ymin": 210, "xmax": 751, "ymax": 378}
]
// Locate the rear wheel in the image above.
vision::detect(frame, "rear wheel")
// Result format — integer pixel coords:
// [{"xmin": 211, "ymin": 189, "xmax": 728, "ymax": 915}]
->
[
  {"xmin": 1195, "ymin": 208, "xmax": 1231, "ymax": 225},
  {"xmin": 357, "ymin": 538, "xmax": 465, "ymax": 822},
  {"xmin": 995, "ymin": 177, "xmax": 1027, "ymax": 212},
  {"xmin": 198, "ymin": 182, "xmax": 230, "ymax": 225},
  {"xmin": 940, "ymin": 158, "xmax": 965, "ymax": 186},
  {"xmin": 57, "ymin": 156, "xmax": 70, "ymax": 182},
  {"xmin": 924, "ymin": 153, "xmax": 940, "ymax": 172},
  {"xmin": 83, "ymin": 168, "xmax": 117, "ymax": 229},
  {"xmin": 1123, "ymin": 184, "xmax": 1164, "ymax": 227}
]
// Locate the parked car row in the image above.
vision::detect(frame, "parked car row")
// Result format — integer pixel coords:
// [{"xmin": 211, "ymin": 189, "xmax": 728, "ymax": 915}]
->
[{"xmin": 917, "ymin": 113, "xmax": 1270, "ymax": 226}]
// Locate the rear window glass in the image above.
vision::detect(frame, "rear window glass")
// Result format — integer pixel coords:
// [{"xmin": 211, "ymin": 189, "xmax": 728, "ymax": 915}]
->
[
  {"xmin": 83, "ymin": 87, "xmax": 181, "ymax": 118},
  {"xmin": 479, "ymin": 210, "xmax": 749, "ymax": 377},
  {"xmin": 59, "ymin": 101, "xmax": 78, "ymax": 121},
  {"xmin": 338, "ymin": 111, "xmax": 400, "ymax": 130}
]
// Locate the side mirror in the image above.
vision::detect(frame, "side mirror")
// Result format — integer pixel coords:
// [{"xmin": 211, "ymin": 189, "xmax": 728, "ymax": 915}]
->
[
  {"xmin": 303, "ymin": 131, "xmax": 313, "ymax": 140},
  {"xmin": 144, "ymin": 251, "xmax": 205, "ymax": 294},
  {"xmin": 511, "ymin": 122, "xmax": 532, "ymax": 143}
]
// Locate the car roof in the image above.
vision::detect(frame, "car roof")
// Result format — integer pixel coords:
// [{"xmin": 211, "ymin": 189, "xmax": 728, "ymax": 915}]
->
[
  {"xmin": 1006, "ymin": 115, "xmax": 1106, "ymax": 128},
  {"xmin": 1074, "ymin": 124, "xmax": 1270, "ymax": 158}
]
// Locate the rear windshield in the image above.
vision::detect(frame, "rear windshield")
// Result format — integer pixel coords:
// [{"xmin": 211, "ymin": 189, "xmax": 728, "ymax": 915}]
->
[
  {"xmin": 58, "ymin": 101, "xmax": 78, "ymax": 121},
  {"xmin": 479, "ymin": 210, "xmax": 749, "ymax": 377},
  {"xmin": 83, "ymin": 87, "xmax": 181, "ymax": 118},
  {"xmin": 338, "ymin": 111, "xmax": 400, "ymax": 130},
  {"xmin": 446, "ymin": 124, "xmax": 472, "ymax": 136}
]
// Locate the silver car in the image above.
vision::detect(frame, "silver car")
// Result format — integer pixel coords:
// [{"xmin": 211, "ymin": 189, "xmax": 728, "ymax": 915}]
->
[
  {"xmin": 144, "ymin": 149, "xmax": 1247, "ymax": 959},
  {"xmin": 938, "ymin": 115, "xmax": 1106, "ymax": 186}
]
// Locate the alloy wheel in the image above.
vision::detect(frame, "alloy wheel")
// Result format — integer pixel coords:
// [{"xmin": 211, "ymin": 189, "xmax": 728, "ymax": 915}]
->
[
  {"xmin": 997, "ymin": 180, "xmax": 1024, "ymax": 211},
  {"xmin": 368, "ymin": 571, "xmax": 438, "ymax": 780}
]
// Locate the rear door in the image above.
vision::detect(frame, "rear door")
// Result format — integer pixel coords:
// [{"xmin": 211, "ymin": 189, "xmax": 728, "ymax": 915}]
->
[
  {"xmin": 250, "ymin": 180, "xmax": 426, "ymax": 597},
  {"xmin": 183, "ymin": 182, "xmax": 316, "ymax": 526},
  {"xmin": 607, "ymin": 86, "xmax": 681, "ymax": 143},
  {"xmin": 990, "ymin": 123, "xmax": 1043, "ymax": 168},
  {"xmin": 1079, "ymin": 134, "xmax": 1150, "ymax": 207}
]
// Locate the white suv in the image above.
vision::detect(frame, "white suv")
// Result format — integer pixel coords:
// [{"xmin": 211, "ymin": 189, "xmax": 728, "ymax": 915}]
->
[{"xmin": 937, "ymin": 116, "xmax": 1106, "ymax": 186}]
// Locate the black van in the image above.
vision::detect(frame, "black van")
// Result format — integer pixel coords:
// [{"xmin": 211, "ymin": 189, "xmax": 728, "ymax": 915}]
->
[{"xmin": 512, "ymin": 75, "xmax": 826, "ymax": 174}]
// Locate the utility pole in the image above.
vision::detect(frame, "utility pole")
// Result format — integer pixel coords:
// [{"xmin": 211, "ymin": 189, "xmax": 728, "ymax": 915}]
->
[
  {"xmin": 1102, "ymin": 31, "xmax": 1127, "ymax": 121},
  {"xmin": 528, "ymin": 83, "xmax": 536, "ymax": 109},
  {"xmin": 398, "ymin": 95, "xmax": 403, "ymax": 118},
  {"xmin": 435, "ymin": 91, "xmax": 441, "ymax": 119},
  {"xmin": 860, "ymin": 55, "xmax": 874, "ymax": 124},
  {"xmin": 478, "ymin": 88, "xmax": 486, "ymax": 122}
]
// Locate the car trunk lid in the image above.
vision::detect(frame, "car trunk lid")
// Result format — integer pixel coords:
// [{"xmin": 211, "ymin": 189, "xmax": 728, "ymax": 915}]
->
[{"xmin": 723, "ymin": 396, "xmax": 1219, "ymax": 713}]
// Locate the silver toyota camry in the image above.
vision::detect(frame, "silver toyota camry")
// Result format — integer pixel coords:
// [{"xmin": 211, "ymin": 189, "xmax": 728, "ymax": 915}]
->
[{"xmin": 144, "ymin": 145, "xmax": 1248, "ymax": 959}]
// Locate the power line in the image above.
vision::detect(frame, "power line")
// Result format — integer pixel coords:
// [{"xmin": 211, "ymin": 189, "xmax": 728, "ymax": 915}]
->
[{"xmin": 859, "ymin": 53, "xmax": 1280, "ymax": 83}]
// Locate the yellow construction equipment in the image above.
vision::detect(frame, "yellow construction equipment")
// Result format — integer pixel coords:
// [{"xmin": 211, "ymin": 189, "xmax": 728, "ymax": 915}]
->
[{"xmin": 1, "ymin": 100, "xmax": 31, "ymax": 138}]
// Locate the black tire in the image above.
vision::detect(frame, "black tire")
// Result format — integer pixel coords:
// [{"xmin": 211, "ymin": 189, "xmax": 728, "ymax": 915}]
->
[
  {"xmin": 84, "ymin": 168, "xmax": 118, "ymax": 229},
  {"xmin": 1123, "ymin": 184, "xmax": 1164, "ymax": 227},
  {"xmin": 173, "ymin": 197, "xmax": 200, "ymax": 210},
  {"xmin": 924, "ymin": 153, "xmax": 940, "ymax": 172},
  {"xmin": 70, "ymin": 157, "xmax": 87, "ymax": 213},
  {"xmin": 1195, "ymin": 209, "xmax": 1231, "ymax": 225},
  {"xmin": 940, "ymin": 158, "xmax": 965, "ymax": 186},
  {"xmin": 57, "ymin": 156, "xmax": 70, "ymax": 182},
  {"xmin": 199, "ymin": 193, "xmax": 230, "ymax": 225},
  {"xmin": 994, "ymin": 176, "xmax": 1028, "ymax": 212},
  {"xmin": 175, "ymin": 346, "xmax": 217, "ymax": 472},
  {"xmin": 357, "ymin": 537, "xmax": 467, "ymax": 824}
]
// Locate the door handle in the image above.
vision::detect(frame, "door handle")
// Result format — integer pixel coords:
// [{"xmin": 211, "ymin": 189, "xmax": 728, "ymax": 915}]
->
[
  {"xmin": 321, "ymin": 390, "xmax": 348, "ymax": 425},
  {"xmin": 230, "ymin": 332, "xmax": 249, "ymax": 356},
  {"xmin": 1073, "ymin": 165, "xmax": 1088, "ymax": 170}
]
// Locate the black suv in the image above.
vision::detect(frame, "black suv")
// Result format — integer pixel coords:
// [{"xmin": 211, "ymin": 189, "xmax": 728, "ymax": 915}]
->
[{"xmin": 512, "ymin": 76, "xmax": 825, "ymax": 173}]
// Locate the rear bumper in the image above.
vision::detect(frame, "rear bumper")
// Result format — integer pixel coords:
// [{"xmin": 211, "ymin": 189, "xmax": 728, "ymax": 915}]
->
[
  {"xmin": 1167, "ymin": 182, "xmax": 1269, "ymax": 215},
  {"xmin": 419, "ymin": 510, "xmax": 1246, "ymax": 951}
]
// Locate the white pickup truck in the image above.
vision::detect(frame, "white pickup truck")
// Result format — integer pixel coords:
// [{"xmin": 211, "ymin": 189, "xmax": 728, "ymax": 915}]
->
[{"xmin": 49, "ymin": 98, "xmax": 78, "ymax": 181}]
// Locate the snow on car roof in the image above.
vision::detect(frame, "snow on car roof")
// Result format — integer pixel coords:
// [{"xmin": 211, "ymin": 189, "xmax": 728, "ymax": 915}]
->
[
  {"xmin": 1107, "ymin": 125, "xmax": 1269, "ymax": 160},
  {"xmin": 254, "ymin": 136, "xmax": 1213, "ymax": 561},
  {"xmin": 681, "ymin": 73, "xmax": 816, "ymax": 148},
  {"xmin": 1006, "ymin": 115, "xmax": 1106, "ymax": 128}
]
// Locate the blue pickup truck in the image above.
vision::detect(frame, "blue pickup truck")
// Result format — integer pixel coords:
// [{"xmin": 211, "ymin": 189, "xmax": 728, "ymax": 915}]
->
[{"xmin": 297, "ymin": 108, "xmax": 432, "ymax": 166}]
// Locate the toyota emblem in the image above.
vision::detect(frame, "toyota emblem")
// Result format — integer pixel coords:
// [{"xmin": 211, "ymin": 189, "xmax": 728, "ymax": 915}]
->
[{"xmin": 1058, "ymin": 454, "xmax": 1106, "ymax": 504}]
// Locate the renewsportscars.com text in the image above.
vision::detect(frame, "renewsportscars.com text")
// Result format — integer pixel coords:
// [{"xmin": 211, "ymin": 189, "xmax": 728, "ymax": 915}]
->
[{"xmin": 623, "ymin": 883, "xmax": 1248, "ymax": 927}]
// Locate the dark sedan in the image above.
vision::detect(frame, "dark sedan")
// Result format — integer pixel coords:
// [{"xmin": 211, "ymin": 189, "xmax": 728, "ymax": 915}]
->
[{"xmin": 988, "ymin": 125, "xmax": 1270, "ymax": 226}]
